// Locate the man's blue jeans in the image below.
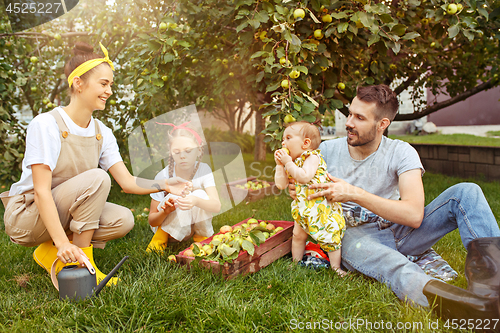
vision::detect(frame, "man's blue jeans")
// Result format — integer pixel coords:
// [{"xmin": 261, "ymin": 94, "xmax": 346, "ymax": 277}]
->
[{"xmin": 341, "ymin": 183, "xmax": 500, "ymax": 306}]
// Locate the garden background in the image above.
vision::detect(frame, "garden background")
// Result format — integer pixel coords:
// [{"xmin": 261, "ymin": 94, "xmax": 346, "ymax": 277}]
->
[{"xmin": 1, "ymin": 0, "xmax": 500, "ymax": 331}]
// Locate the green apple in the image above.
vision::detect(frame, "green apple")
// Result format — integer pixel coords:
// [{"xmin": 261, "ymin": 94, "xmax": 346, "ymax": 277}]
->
[
  {"xmin": 354, "ymin": 70, "xmax": 360, "ymax": 75},
  {"xmin": 222, "ymin": 59, "xmax": 228, "ymax": 65},
  {"xmin": 390, "ymin": 64, "xmax": 397, "ymax": 70},
  {"xmin": 247, "ymin": 218, "xmax": 258, "ymax": 225},
  {"xmin": 337, "ymin": 82, "xmax": 345, "ymax": 90},
  {"xmin": 192, "ymin": 58, "xmax": 199, "ymax": 64},
  {"xmin": 430, "ymin": 42, "xmax": 436, "ymax": 48},
  {"xmin": 293, "ymin": 8, "xmax": 306, "ymax": 19},
  {"xmin": 281, "ymin": 79, "xmax": 290, "ymax": 89},
  {"xmin": 322, "ymin": 14, "xmax": 332, "ymax": 23},
  {"xmin": 30, "ymin": 56, "xmax": 38, "ymax": 63},
  {"xmin": 159, "ymin": 22, "xmax": 167, "ymax": 30},
  {"xmin": 30, "ymin": 86, "xmax": 37, "ymax": 93},
  {"xmin": 314, "ymin": 29, "xmax": 323, "ymax": 39},
  {"xmin": 54, "ymin": 34, "xmax": 62, "ymax": 40},
  {"xmin": 109, "ymin": 99, "xmax": 116, "ymax": 105},
  {"xmin": 457, "ymin": 4, "xmax": 463, "ymax": 11},
  {"xmin": 447, "ymin": 3, "xmax": 458, "ymax": 15},
  {"xmin": 289, "ymin": 70, "xmax": 300, "ymax": 79},
  {"xmin": 229, "ymin": 72, "xmax": 234, "ymax": 77},
  {"xmin": 162, "ymin": 75, "xmax": 168, "ymax": 81},
  {"xmin": 284, "ymin": 114, "xmax": 296, "ymax": 123}
]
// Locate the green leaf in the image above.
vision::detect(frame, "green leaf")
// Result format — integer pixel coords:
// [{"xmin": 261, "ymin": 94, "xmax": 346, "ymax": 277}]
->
[
  {"xmin": 402, "ymin": 31, "xmax": 421, "ymax": 40},
  {"xmin": 295, "ymin": 66, "xmax": 308, "ymax": 75},
  {"xmin": 367, "ymin": 33, "xmax": 380, "ymax": 47},
  {"xmin": 448, "ymin": 25, "xmax": 460, "ymax": 39},
  {"xmin": 290, "ymin": 33, "xmax": 301, "ymax": 46},
  {"xmin": 365, "ymin": 77, "xmax": 375, "ymax": 85},
  {"xmin": 192, "ymin": 244, "xmax": 200, "ymax": 255},
  {"xmin": 391, "ymin": 24, "xmax": 406, "ymax": 37},
  {"xmin": 147, "ymin": 40, "xmax": 161, "ymax": 52},
  {"xmin": 236, "ymin": 21, "xmax": 249, "ymax": 32},
  {"xmin": 247, "ymin": 19, "xmax": 260, "ymax": 29},
  {"xmin": 256, "ymin": 71, "xmax": 265, "ymax": 83},
  {"xmin": 477, "ymin": 7, "xmax": 489, "ymax": 20},
  {"xmin": 249, "ymin": 233, "xmax": 261, "ymax": 246},
  {"xmin": 302, "ymin": 102, "xmax": 315, "ymax": 114},
  {"xmin": 241, "ymin": 240, "xmax": 255, "ymax": 256},
  {"xmin": 324, "ymin": 89, "xmax": 334, "ymax": 99},
  {"xmin": 256, "ymin": 10, "xmax": 269, "ymax": 23},
  {"xmin": 337, "ymin": 22, "xmax": 349, "ymax": 34},
  {"xmin": 332, "ymin": 11, "xmax": 348, "ymax": 19},
  {"xmin": 462, "ymin": 29, "xmax": 475, "ymax": 41},
  {"xmin": 302, "ymin": 115, "xmax": 316, "ymax": 123},
  {"xmin": 152, "ymin": 79, "xmax": 164, "ymax": 87},
  {"xmin": 379, "ymin": 14, "xmax": 394, "ymax": 23},
  {"xmin": 330, "ymin": 99, "xmax": 344, "ymax": 109},
  {"xmin": 251, "ymin": 230, "xmax": 266, "ymax": 244},
  {"xmin": 266, "ymin": 80, "xmax": 281, "ymax": 93},
  {"xmin": 275, "ymin": 5, "xmax": 286, "ymax": 15},
  {"xmin": 250, "ymin": 51, "xmax": 268, "ymax": 59}
]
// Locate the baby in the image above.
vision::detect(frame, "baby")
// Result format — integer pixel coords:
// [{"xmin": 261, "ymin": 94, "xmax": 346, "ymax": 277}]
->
[{"xmin": 274, "ymin": 121, "xmax": 346, "ymax": 276}]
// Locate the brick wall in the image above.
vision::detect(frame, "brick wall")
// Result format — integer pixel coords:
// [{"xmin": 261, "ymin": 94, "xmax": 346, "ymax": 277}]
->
[{"xmin": 411, "ymin": 144, "xmax": 500, "ymax": 181}]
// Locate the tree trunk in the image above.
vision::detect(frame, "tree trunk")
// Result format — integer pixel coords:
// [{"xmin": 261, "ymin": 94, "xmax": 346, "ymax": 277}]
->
[{"xmin": 254, "ymin": 108, "xmax": 266, "ymax": 161}]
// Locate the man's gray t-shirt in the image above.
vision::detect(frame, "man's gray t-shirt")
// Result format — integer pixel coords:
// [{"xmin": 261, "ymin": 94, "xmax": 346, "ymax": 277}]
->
[{"xmin": 318, "ymin": 136, "xmax": 424, "ymax": 226}]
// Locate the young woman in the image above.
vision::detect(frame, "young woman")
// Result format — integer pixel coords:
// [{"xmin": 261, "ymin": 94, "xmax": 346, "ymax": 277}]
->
[{"xmin": 0, "ymin": 42, "xmax": 190, "ymax": 286}]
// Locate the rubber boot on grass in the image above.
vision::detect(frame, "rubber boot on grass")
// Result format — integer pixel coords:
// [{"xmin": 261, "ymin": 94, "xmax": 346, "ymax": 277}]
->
[
  {"xmin": 146, "ymin": 228, "xmax": 169, "ymax": 253},
  {"xmin": 193, "ymin": 235, "xmax": 208, "ymax": 242},
  {"xmin": 33, "ymin": 240, "xmax": 58, "ymax": 273},
  {"xmin": 81, "ymin": 244, "xmax": 118, "ymax": 287}
]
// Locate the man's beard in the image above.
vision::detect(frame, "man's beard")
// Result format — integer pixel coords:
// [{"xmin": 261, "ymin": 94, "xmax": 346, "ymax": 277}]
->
[{"xmin": 346, "ymin": 125, "xmax": 377, "ymax": 147}]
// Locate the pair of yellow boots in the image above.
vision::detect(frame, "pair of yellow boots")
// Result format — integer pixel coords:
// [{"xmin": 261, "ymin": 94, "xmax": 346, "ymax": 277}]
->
[
  {"xmin": 146, "ymin": 228, "xmax": 206, "ymax": 252},
  {"xmin": 33, "ymin": 241, "xmax": 118, "ymax": 286}
]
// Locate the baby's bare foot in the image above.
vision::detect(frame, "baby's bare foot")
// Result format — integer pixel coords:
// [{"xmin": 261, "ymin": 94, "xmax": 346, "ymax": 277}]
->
[{"xmin": 331, "ymin": 266, "xmax": 349, "ymax": 277}]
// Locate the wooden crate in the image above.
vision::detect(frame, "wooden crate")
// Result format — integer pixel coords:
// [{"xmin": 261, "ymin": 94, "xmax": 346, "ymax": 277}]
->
[
  {"xmin": 221, "ymin": 176, "xmax": 279, "ymax": 203},
  {"xmin": 175, "ymin": 219, "xmax": 293, "ymax": 279}
]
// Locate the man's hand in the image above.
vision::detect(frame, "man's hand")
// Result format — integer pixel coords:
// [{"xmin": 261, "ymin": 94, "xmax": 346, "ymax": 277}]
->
[
  {"xmin": 308, "ymin": 174, "xmax": 364, "ymax": 202},
  {"xmin": 166, "ymin": 177, "xmax": 193, "ymax": 197}
]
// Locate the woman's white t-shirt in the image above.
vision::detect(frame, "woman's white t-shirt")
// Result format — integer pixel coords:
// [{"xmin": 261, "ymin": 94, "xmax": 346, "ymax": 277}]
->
[
  {"xmin": 150, "ymin": 162, "xmax": 216, "ymax": 202},
  {"xmin": 9, "ymin": 107, "xmax": 122, "ymax": 195}
]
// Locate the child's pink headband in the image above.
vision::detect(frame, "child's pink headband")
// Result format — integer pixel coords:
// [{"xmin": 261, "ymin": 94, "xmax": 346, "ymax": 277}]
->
[{"xmin": 155, "ymin": 121, "xmax": 203, "ymax": 145}]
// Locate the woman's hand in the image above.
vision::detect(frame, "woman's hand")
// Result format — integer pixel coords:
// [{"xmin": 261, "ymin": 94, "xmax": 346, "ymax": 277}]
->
[
  {"xmin": 174, "ymin": 195, "xmax": 198, "ymax": 211},
  {"xmin": 166, "ymin": 177, "xmax": 193, "ymax": 196},
  {"xmin": 56, "ymin": 242, "xmax": 88, "ymax": 265}
]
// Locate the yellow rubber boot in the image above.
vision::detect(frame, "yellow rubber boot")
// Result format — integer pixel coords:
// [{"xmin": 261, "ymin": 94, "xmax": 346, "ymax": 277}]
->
[
  {"xmin": 146, "ymin": 228, "xmax": 169, "ymax": 253},
  {"xmin": 81, "ymin": 245, "xmax": 118, "ymax": 287},
  {"xmin": 193, "ymin": 235, "xmax": 208, "ymax": 242},
  {"xmin": 33, "ymin": 240, "xmax": 58, "ymax": 273}
]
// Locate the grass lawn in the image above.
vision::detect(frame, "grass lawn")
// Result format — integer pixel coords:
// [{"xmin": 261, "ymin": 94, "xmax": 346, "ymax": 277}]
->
[
  {"xmin": 1, "ymin": 153, "xmax": 499, "ymax": 332},
  {"xmin": 390, "ymin": 133, "xmax": 500, "ymax": 147}
]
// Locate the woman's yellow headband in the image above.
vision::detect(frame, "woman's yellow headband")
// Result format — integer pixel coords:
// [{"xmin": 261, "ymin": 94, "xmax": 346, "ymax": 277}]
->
[{"xmin": 67, "ymin": 42, "xmax": 115, "ymax": 88}]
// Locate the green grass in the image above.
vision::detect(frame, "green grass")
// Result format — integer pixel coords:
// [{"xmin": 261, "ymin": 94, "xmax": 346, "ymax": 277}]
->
[
  {"xmin": 390, "ymin": 133, "xmax": 500, "ymax": 147},
  {"xmin": 1, "ymin": 155, "xmax": 499, "ymax": 332},
  {"xmin": 486, "ymin": 130, "xmax": 500, "ymax": 137}
]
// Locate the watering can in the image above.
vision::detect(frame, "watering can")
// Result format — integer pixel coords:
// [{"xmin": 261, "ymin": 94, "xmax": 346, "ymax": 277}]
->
[{"xmin": 50, "ymin": 255, "xmax": 129, "ymax": 301}]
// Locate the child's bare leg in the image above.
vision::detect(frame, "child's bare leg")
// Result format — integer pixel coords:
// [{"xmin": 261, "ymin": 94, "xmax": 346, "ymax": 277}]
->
[
  {"xmin": 327, "ymin": 249, "xmax": 348, "ymax": 277},
  {"xmin": 292, "ymin": 222, "xmax": 308, "ymax": 263}
]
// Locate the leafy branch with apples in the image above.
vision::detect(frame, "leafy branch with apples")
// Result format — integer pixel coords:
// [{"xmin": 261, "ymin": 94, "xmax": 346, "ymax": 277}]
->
[{"xmin": 0, "ymin": 0, "xmax": 499, "ymax": 180}]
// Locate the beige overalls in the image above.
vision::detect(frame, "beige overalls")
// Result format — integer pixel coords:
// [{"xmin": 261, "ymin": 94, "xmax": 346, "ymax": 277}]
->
[{"xmin": 1, "ymin": 110, "xmax": 133, "ymax": 249}]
